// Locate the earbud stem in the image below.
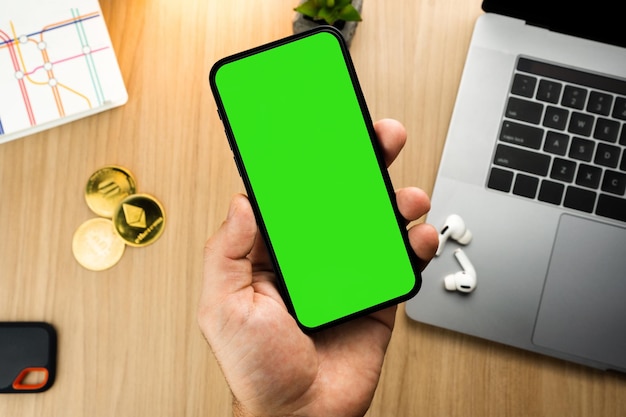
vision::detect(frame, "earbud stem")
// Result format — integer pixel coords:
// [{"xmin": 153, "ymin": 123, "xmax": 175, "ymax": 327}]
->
[{"xmin": 453, "ymin": 248, "xmax": 476, "ymax": 277}]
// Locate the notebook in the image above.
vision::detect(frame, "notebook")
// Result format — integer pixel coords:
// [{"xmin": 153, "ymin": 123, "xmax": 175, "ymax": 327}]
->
[
  {"xmin": 405, "ymin": 0, "xmax": 626, "ymax": 372},
  {"xmin": 0, "ymin": 0, "xmax": 127, "ymax": 144}
]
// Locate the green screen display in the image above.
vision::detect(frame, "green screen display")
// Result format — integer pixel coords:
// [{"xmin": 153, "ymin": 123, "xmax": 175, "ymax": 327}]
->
[{"xmin": 210, "ymin": 28, "xmax": 420, "ymax": 331}]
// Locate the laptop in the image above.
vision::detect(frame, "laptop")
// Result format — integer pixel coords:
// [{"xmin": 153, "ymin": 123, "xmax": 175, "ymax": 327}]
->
[{"xmin": 405, "ymin": 0, "xmax": 626, "ymax": 372}]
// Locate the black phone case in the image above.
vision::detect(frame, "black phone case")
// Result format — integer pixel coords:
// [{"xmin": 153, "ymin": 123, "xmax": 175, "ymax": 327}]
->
[{"xmin": 0, "ymin": 322, "xmax": 57, "ymax": 393}]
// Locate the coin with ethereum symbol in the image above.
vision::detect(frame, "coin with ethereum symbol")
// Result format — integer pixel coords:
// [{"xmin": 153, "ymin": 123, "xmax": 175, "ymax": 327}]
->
[{"xmin": 112, "ymin": 193, "xmax": 166, "ymax": 247}]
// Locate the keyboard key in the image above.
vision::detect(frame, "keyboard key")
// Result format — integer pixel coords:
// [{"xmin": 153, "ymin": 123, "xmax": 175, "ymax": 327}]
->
[
  {"xmin": 543, "ymin": 106, "xmax": 569, "ymax": 130},
  {"xmin": 569, "ymin": 137, "xmax": 595, "ymax": 162},
  {"xmin": 596, "ymin": 194, "xmax": 626, "ymax": 222},
  {"xmin": 500, "ymin": 121, "xmax": 543, "ymax": 149},
  {"xmin": 586, "ymin": 91, "xmax": 613, "ymax": 116},
  {"xmin": 601, "ymin": 170, "xmax": 626, "ymax": 195},
  {"xmin": 575, "ymin": 164, "xmax": 602, "ymax": 189},
  {"xmin": 613, "ymin": 97, "xmax": 626, "ymax": 120},
  {"xmin": 620, "ymin": 124, "xmax": 626, "ymax": 146},
  {"xmin": 493, "ymin": 144, "xmax": 550, "ymax": 176},
  {"xmin": 594, "ymin": 143, "xmax": 621, "ymax": 168},
  {"xmin": 487, "ymin": 167, "xmax": 514, "ymax": 192},
  {"xmin": 562, "ymin": 86, "xmax": 587, "ymax": 110},
  {"xmin": 568, "ymin": 112, "xmax": 594, "ymax": 136},
  {"xmin": 538, "ymin": 180, "xmax": 565, "ymax": 205},
  {"xmin": 550, "ymin": 158, "xmax": 576, "ymax": 182},
  {"xmin": 564, "ymin": 186, "xmax": 596, "ymax": 213},
  {"xmin": 517, "ymin": 58, "xmax": 626, "ymax": 97},
  {"xmin": 543, "ymin": 131, "xmax": 569, "ymax": 156},
  {"xmin": 594, "ymin": 118, "xmax": 620, "ymax": 142},
  {"xmin": 536, "ymin": 80, "xmax": 562, "ymax": 104},
  {"xmin": 511, "ymin": 74, "xmax": 537, "ymax": 98},
  {"xmin": 505, "ymin": 97, "xmax": 543, "ymax": 124},
  {"xmin": 513, "ymin": 174, "xmax": 539, "ymax": 198}
]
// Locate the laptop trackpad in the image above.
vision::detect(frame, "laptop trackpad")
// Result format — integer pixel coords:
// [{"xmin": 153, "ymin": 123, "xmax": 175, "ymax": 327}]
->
[{"xmin": 532, "ymin": 214, "xmax": 626, "ymax": 369}]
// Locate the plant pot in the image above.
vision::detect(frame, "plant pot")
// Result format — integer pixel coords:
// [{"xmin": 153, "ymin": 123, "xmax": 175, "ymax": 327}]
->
[{"xmin": 292, "ymin": 0, "xmax": 363, "ymax": 47}]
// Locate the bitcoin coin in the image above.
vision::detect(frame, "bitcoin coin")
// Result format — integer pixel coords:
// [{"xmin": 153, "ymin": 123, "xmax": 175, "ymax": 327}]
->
[
  {"xmin": 85, "ymin": 166, "xmax": 137, "ymax": 217},
  {"xmin": 72, "ymin": 218, "xmax": 126, "ymax": 271},
  {"xmin": 112, "ymin": 193, "xmax": 166, "ymax": 247}
]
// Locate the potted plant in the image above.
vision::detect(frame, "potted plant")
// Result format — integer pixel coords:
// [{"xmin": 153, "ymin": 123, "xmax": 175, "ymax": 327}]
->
[{"xmin": 293, "ymin": 0, "xmax": 363, "ymax": 47}]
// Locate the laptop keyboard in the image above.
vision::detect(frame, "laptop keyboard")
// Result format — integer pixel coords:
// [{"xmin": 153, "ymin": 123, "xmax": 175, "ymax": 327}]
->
[{"xmin": 488, "ymin": 57, "xmax": 626, "ymax": 223}]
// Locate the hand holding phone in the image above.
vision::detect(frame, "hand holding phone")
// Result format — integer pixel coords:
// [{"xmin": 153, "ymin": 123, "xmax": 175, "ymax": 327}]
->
[
  {"xmin": 198, "ymin": 119, "xmax": 438, "ymax": 417},
  {"xmin": 201, "ymin": 27, "xmax": 438, "ymax": 416}
]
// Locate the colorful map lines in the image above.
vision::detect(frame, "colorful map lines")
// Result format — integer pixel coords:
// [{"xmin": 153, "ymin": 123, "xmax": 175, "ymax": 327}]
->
[{"xmin": 0, "ymin": 3, "xmax": 127, "ymax": 143}]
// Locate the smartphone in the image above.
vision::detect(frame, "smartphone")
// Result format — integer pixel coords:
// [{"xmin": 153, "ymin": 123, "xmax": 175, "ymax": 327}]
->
[{"xmin": 209, "ymin": 26, "xmax": 421, "ymax": 332}]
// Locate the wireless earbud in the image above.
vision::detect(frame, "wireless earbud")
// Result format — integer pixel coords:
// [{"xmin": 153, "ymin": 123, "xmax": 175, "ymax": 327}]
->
[
  {"xmin": 436, "ymin": 214, "xmax": 472, "ymax": 256},
  {"xmin": 444, "ymin": 248, "xmax": 477, "ymax": 293}
]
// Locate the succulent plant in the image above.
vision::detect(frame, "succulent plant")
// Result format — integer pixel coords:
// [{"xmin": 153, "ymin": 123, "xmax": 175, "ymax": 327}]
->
[{"xmin": 294, "ymin": 0, "xmax": 362, "ymax": 26}]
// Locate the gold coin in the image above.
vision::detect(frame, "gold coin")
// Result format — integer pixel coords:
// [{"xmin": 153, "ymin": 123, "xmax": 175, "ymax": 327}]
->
[
  {"xmin": 72, "ymin": 218, "xmax": 126, "ymax": 271},
  {"xmin": 85, "ymin": 166, "xmax": 137, "ymax": 218},
  {"xmin": 112, "ymin": 193, "xmax": 166, "ymax": 247}
]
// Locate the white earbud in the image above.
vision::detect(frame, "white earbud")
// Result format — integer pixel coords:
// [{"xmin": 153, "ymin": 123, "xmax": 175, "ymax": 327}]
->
[
  {"xmin": 444, "ymin": 249, "xmax": 477, "ymax": 293},
  {"xmin": 436, "ymin": 214, "xmax": 472, "ymax": 256}
]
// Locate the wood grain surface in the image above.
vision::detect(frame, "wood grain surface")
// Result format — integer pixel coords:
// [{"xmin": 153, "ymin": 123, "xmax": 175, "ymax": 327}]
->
[{"xmin": 1, "ymin": 1, "xmax": 624, "ymax": 416}]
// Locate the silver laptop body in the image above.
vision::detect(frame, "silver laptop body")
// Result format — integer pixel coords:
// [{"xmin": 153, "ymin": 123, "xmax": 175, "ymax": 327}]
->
[{"xmin": 405, "ymin": 1, "xmax": 626, "ymax": 372}]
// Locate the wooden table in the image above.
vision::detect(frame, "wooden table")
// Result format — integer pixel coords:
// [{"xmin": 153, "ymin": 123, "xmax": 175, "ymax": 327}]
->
[{"xmin": 1, "ymin": 0, "xmax": 624, "ymax": 415}]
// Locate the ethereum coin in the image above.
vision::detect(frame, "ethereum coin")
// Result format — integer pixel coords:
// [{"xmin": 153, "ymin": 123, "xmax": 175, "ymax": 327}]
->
[
  {"xmin": 85, "ymin": 166, "xmax": 137, "ymax": 218},
  {"xmin": 112, "ymin": 193, "xmax": 166, "ymax": 247},
  {"xmin": 72, "ymin": 218, "xmax": 126, "ymax": 271}
]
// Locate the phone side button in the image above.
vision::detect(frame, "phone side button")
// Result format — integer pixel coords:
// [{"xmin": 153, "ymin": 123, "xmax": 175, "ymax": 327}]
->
[
  {"xmin": 226, "ymin": 133, "xmax": 233, "ymax": 151},
  {"xmin": 233, "ymin": 157, "xmax": 242, "ymax": 177}
]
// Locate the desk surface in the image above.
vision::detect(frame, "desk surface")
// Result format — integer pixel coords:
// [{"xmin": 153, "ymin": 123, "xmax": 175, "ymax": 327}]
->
[{"xmin": 1, "ymin": 0, "xmax": 625, "ymax": 416}]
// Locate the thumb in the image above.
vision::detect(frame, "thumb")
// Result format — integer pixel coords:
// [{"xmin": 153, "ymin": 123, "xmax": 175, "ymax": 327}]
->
[{"xmin": 200, "ymin": 193, "xmax": 258, "ymax": 308}]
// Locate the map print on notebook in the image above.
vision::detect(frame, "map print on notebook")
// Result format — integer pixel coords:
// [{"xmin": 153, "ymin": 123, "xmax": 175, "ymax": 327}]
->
[{"xmin": 0, "ymin": 0, "xmax": 127, "ymax": 144}]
